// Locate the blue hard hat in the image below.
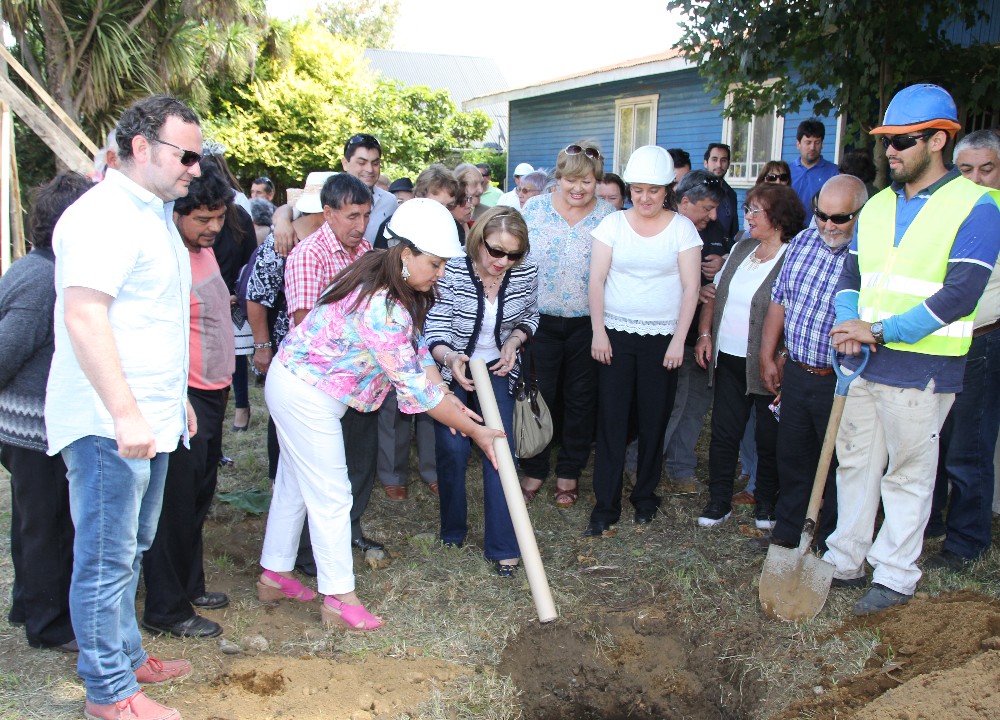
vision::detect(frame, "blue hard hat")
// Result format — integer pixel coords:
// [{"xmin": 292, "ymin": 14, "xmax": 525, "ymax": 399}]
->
[{"xmin": 871, "ymin": 84, "xmax": 961, "ymax": 135}]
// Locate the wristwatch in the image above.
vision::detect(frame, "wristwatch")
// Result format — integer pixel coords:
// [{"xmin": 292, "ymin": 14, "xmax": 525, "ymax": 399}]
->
[{"xmin": 870, "ymin": 321, "xmax": 885, "ymax": 345}]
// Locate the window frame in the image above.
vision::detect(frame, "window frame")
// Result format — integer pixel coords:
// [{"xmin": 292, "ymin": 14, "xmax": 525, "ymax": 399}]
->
[
  {"xmin": 721, "ymin": 94, "xmax": 785, "ymax": 189},
  {"xmin": 613, "ymin": 94, "xmax": 659, "ymax": 176}
]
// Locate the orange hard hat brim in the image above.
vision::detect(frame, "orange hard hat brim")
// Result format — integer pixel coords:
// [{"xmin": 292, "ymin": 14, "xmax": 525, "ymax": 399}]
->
[{"xmin": 870, "ymin": 118, "xmax": 962, "ymax": 136}]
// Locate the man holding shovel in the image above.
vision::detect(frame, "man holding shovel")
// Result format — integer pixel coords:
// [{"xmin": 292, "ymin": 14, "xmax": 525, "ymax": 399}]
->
[{"xmin": 825, "ymin": 84, "xmax": 1000, "ymax": 616}]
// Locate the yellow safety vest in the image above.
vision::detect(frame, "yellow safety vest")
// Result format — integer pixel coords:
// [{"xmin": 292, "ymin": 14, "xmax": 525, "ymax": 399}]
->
[{"xmin": 858, "ymin": 177, "xmax": 999, "ymax": 356}]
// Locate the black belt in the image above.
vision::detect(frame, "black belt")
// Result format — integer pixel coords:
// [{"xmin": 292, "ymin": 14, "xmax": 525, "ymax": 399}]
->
[{"xmin": 973, "ymin": 319, "xmax": 1000, "ymax": 338}]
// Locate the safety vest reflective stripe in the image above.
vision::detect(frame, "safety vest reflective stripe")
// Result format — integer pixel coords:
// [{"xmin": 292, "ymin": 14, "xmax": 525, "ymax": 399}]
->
[
  {"xmin": 860, "ymin": 272, "xmax": 943, "ymax": 298},
  {"xmin": 859, "ymin": 306, "xmax": 973, "ymax": 338}
]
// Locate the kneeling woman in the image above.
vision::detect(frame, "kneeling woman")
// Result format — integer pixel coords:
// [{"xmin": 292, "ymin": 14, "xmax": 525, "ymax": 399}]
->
[
  {"xmin": 258, "ymin": 200, "xmax": 503, "ymax": 629},
  {"xmin": 425, "ymin": 206, "xmax": 539, "ymax": 576}
]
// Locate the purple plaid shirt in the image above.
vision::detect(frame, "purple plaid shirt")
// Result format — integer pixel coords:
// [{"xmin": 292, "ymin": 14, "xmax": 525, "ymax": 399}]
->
[{"xmin": 771, "ymin": 227, "xmax": 850, "ymax": 368}]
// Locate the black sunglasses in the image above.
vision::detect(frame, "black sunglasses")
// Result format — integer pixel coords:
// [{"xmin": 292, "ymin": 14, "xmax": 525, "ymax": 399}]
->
[
  {"xmin": 813, "ymin": 200, "xmax": 863, "ymax": 225},
  {"xmin": 880, "ymin": 131, "xmax": 936, "ymax": 152},
  {"xmin": 765, "ymin": 172, "xmax": 791, "ymax": 183},
  {"xmin": 346, "ymin": 133, "xmax": 381, "ymax": 151},
  {"xmin": 483, "ymin": 239, "xmax": 525, "ymax": 262},
  {"xmin": 564, "ymin": 144, "xmax": 603, "ymax": 160},
  {"xmin": 151, "ymin": 138, "xmax": 201, "ymax": 167}
]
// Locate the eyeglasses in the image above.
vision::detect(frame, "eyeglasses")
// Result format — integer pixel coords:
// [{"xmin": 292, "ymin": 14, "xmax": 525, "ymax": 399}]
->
[
  {"xmin": 743, "ymin": 204, "xmax": 764, "ymax": 216},
  {"xmin": 346, "ymin": 133, "xmax": 381, "ymax": 151},
  {"xmin": 813, "ymin": 201, "xmax": 863, "ymax": 225},
  {"xmin": 151, "ymin": 138, "xmax": 201, "ymax": 167},
  {"xmin": 483, "ymin": 239, "xmax": 525, "ymax": 262},
  {"xmin": 564, "ymin": 144, "xmax": 603, "ymax": 160},
  {"xmin": 880, "ymin": 131, "xmax": 935, "ymax": 152},
  {"xmin": 516, "ymin": 186, "xmax": 540, "ymax": 194},
  {"xmin": 764, "ymin": 173, "xmax": 791, "ymax": 183}
]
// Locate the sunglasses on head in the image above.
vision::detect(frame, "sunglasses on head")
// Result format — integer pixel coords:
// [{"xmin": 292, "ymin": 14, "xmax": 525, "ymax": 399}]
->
[
  {"xmin": 880, "ymin": 131, "xmax": 936, "ymax": 152},
  {"xmin": 564, "ymin": 144, "xmax": 603, "ymax": 160},
  {"xmin": 151, "ymin": 138, "xmax": 201, "ymax": 167},
  {"xmin": 483, "ymin": 239, "xmax": 525, "ymax": 262},
  {"xmin": 813, "ymin": 200, "xmax": 863, "ymax": 225},
  {"xmin": 346, "ymin": 133, "xmax": 381, "ymax": 151},
  {"xmin": 765, "ymin": 172, "xmax": 791, "ymax": 183}
]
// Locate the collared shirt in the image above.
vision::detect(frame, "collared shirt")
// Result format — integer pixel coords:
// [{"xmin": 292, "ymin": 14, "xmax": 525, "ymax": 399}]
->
[
  {"xmin": 791, "ymin": 157, "xmax": 839, "ymax": 224},
  {"xmin": 771, "ymin": 227, "xmax": 849, "ymax": 368},
  {"xmin": 284, "ymin": 222, "xmax": 372, "ymax": 325},
  {"xmin": 497, "ymin": 189, "xmax": 519, "ymax": 208},
  {"xmin": 714, "ymin": 179, "xmax": 740, "ymax": 243},
  {"xmin": 522, "ymin": 193, "xmax": 615, "ymax": 317},
  {"xmin": 480, "ymin": 185, "xmax": 503, "ymax": 207},
  {"xmin": 364, "ymin": 185, "xmax": 397, "ymax": 244},
  {"xmin": 45, "ymin": 168, "xmax": 191, "ymax": 455},
  {"xmin": 276, "ymin": 287, "xmax": 443, "ymax": 413}
]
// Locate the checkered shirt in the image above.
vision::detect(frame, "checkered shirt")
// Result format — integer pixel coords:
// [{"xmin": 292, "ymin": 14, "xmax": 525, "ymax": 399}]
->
[{"xmin": 284, "ymin": 222, "xmax": 371, "ymax": 326}]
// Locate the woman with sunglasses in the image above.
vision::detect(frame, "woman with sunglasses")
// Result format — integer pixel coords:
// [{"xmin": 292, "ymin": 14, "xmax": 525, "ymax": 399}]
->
[
  {"xmin": 425, "ymin": 206, "xmax": 539, "ymax": 575},
  {"xmin": 518, "ymin": 141, "xmax": 616, "ymax": 507},
  {"xmin": 755, "ymin": 160, "xmax": 793, "ymax": 186},
  {"xmin": 586, "ymin": 146, "xmax": 702, "ymax": 536},
  {"xmin": 257, "ymin": 200, "xmax": 503, "ymax": 629},
  {"xmin": 694, "ymin": 183, "xmax": 804, "ymax": 530}
]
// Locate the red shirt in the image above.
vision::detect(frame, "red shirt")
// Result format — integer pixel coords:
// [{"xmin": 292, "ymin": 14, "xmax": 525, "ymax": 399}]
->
[{"xmin": 189, "ymin": 247, "xmax": 235, "ymax": 390}]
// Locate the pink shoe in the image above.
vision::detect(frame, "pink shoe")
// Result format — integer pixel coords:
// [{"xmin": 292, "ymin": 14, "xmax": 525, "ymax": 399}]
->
[
  {"xmin": 321, "ymin": 596, "xmax": 383, "ymax": 630},
  {"xmin": 256, "ymin": 569, "xmax": 318, "ymax": 603},
  {"xmin": 85, "ymin": 690, "xmax": 180, "ymax": 720},
  {"xmin": 134, "ymin": 656, "xmax": 192, "ymax": 684}
]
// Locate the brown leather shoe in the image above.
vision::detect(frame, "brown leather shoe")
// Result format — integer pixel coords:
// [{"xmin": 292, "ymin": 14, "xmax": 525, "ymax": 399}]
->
[
  {"xmin": 384, "ymin": 485, "xmax": 408, "ymax": 501},
  {"xmin": 427, "ymin": 482, "xmax": 439, "ymax": 496},
  {"xmin": 134, "ymin": 656, "xmax": 192, "ymax": 684},
  {"xmin": 731, "ymin": 490, "xmax": 755, "ymax": 505},
  {"xmin": 85, "ymin": 690, "xmax": 180, "ymax": 720}
]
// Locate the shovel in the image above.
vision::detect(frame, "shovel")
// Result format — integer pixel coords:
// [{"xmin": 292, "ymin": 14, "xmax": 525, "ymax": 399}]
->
[{"xmin": 759, "ymin": 346, "xmax": 869, "ymax": 622}]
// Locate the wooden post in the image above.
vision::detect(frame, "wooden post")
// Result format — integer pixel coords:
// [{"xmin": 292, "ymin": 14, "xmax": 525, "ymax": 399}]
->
[
  {"xmin": 1, "ymin": 101, "xmax": 11, "ymax": 275},
  {"xmin": 9, "ymin": 116, "xmax": 23, "ymax": 261}
]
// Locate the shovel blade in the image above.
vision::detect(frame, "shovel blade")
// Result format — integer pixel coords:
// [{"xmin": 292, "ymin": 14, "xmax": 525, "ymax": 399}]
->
[{"xmin": 758, "ymin": 544, "xmax": 835, "ymax": 622}]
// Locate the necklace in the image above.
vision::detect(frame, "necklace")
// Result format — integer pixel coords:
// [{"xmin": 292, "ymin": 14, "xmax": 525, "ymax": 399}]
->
[
  {"xmin": 473, "ymin": 263, "xmax": 503, "ymax": 294},
  {"xmin": 742, "ymin": 243, "xmax": 780, "ymax": 271}
]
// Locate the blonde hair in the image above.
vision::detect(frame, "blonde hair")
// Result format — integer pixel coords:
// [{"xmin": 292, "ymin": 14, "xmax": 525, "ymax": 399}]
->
[{"xmin": 555, "ymin": 140, "xmax": 604, "ymax": 181}]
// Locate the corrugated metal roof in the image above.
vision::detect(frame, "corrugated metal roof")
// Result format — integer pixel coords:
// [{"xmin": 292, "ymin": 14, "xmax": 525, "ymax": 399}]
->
[{"xmin": 364, "ymin": 49, "xmax": 509, "ymax": 148}]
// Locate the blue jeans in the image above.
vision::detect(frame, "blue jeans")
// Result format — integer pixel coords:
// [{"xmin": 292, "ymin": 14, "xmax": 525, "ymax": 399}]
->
[
  {"xmin": 931, "ymin": 328, "xmax": 1000, "ymax": 558},
  {"xmin": 435, "ymin": 372, "xmax": 519, "ymax": 561},
  {"xmin": 63, "ymin": 436, "xmax": 168, "ymax": 704}
]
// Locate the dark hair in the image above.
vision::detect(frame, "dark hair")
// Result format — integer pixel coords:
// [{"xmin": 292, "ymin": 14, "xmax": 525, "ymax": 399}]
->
[
  {"xmin": 250, "ymin": 197, "xmax": 275, "ymax": 226},
  {"xmin": 174, "ymin": 162, "xmax": 232, "ymax": 216},
  {"xmin": 754, "ymin": 160, "xmax": 793, "ymax": 186},
  {"xmin": 200, "ymin": 151, "xmax": 244, "ymax": 195},
  {"xmin": 797, "ymin": 118, "xmax": 826, "ymax": 142},
  {"xmin": 28, "ymin": 173, "xmax": 92, "ymax": 250},
  {"xmin": 598, "ymin": 172, "xmax": 626, "ymax": 197},
  {"xmin": 475, "ymin": 163, "xmax": 491, "ymax": 177},
  {"xmin": 466, "ymin": 206, "xmax": 529, "ymax": 266},
  {"xmin": 252, "ymin": 176, "xmax": 275, "ymax": 194},
  {"xmin": 115, "ymin": 95, "xmax": 199, "ymax": 163},
  {"xmin": 322, "ymin": 173, "xmax": 372, "ymax": 210},
  {"xmin": 703, "ymin": 143, "xmax": 731, "ymax": 162},
  {"xmin": 838, "ymin": 149, "xmax": 877, "ymax": 185},
  {"xmin": 667, "ymin": 148, "xmax": 691, "ymax": 169},
  {"xmin": 675, "ymin": 169, "xmax": 726, "ymax": 205},
  {"xmin": 745, "ymin": 184, "xmax": 806, "ymax": 242},
  {"xmin": 317, "ymin": 242, "xmax": 434, "ymax": 335},
  {"xmin": 343, "ymin": 133, "xmax": 382, "ymax": 161}
]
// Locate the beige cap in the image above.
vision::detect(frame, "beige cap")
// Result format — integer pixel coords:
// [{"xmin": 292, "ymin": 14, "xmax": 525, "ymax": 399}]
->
[{"xmin": 295, "ymin": 171, "xmax": 337, "ymax": 214}]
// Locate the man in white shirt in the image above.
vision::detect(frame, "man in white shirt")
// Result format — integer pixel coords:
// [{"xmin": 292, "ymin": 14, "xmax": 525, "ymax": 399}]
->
[
  {"xmin": 497, "ymin": 162, "xmax": 535, "ymax": 207},
  {"xmin": 46, "ymin": 95, "xmax": 201, "ymax": 720}
]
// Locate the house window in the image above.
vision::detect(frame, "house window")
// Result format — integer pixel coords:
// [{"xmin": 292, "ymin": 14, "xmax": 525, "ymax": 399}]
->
[
  {"xmin": 723, "ymin": 101, "xmax": 784, "ymax": 188},
  {"xmin": 614, "ymin": 95, "xmax": 658, "ymax": 175}
]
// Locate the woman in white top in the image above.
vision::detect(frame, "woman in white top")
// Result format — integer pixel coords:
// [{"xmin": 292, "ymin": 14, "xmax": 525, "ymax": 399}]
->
[
  {"xmin": 586, "ymin": 146, "xmax": 702, "ymax": 536},
  {"xmin": 694, "ymin": 183, "xmax": 805, "ymax": 530}
]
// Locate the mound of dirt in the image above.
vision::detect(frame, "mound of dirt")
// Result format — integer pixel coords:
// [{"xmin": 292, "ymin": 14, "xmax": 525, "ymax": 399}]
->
[
  {"xmin": 778, "ymin": 591, "xmax": 1000, "ymax": 719},
  {"xmin": 498, "ymin": 609, "xmax": 740, "ymax": 720}
]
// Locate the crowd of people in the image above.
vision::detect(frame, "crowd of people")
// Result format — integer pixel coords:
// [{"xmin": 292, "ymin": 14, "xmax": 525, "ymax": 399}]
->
[{"xmin": 1, "ymin": 82, "xmax": 999, "ymax": 719}]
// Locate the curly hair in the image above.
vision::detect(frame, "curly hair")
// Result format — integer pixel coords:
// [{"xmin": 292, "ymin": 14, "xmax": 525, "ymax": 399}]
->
[
  {"xmin": 173, "ymin": 162, "xmax": 232, "ymax": 216},
  {"xmin": 115, "ymin": 95, "xmax": 199, "ymax": 163},
  {"xmin": 745, "ymin": 184, "xmax": 806, "ymax": 242}
]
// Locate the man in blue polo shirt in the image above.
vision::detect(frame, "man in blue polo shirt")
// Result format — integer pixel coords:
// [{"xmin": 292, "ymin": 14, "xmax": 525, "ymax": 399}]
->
[
  {"xmin": 790, "ymin": 118, "xmax": 839, "ymax": 224},
  {"xmin": 824, "ymin": 84, "xmax": 1000, "ymax": 616}
]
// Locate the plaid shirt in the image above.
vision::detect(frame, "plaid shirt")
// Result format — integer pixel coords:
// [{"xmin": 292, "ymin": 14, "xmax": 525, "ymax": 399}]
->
[
  {"xmin": 771, "ymin": 227, "xmax": 850, "ymax": 368},
  {"xmin": 284, "ymin": 222, "xmax": 371, "ymax": 327}
]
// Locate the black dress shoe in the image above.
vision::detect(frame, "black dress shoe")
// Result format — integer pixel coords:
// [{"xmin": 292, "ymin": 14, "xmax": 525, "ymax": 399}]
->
[
  {"xmin": 352, "ymin": 536, "xmax": 386, "ymax": 553},
  {"xmin": 582, "ymin": 521, "xmax": 614, "ymax": 537},
  {"xmin": 191, "ymin": 591, "xmax": 229, "ymax": 609},
  {"xmin": 634, "ymin": 508, "xmax": 658, "ymax": 525},
  {"xmin": 142, "ymin": 614, "xmax": 222, "ymax": 638},
  {"xmin": 493, "ymin": 561, "xmax": 518, "ymax": 578}
]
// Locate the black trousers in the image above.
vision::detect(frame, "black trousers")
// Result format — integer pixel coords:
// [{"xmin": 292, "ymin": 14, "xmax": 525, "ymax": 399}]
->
[
  {"xmin": 590, "ymin": 331, "xmax": 676, "ymax": 525},
  {"xmin": 707, "ymin": 353, "xmax": 779, "ymax": 507},
  {"xmin": 142, "ymin": 387, "xmax": 225, "ymax": 625},
  {"xmin": 518, "ymin": 314, "xmax": 597, "ymax": 481},
  {"xmin": 2, "ymin": 443, "xmax": 75, "ymax": 648},
  {"xmin": 772, "ymin": 362, "xmax": 839, "ymax": 550}
]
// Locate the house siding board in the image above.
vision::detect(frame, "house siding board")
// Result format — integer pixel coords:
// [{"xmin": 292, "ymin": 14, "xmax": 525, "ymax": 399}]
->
[{"xmin": 942, "ymin": 0, "xmax": 1000, "ymax": 45}]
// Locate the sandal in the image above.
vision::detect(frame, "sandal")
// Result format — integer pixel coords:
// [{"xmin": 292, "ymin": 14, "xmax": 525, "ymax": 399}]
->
[
  {"xmin": 521, "ymin": 477, "xmax": 543, "ymax": 503},
  {"xmin": 321, "ymin": 596, "xmax": 383, "ymax": 630},
  {"xmin": 554, "ymin": 479, "xmax": 578, "ymax": 508},
  {"xmin": 493, "ymin": 561, "xmax": 519, "ymax": 578},
  {"xmin": 256, "ymin": 569, "xmax": 318, "ymax": 604}
]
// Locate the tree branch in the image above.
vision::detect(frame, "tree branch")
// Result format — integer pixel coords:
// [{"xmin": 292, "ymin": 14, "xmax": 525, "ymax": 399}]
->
[
  {"xmin": 128, "ymin": 0, "xmax": 159, "ymax": 31},
  {"xmin": 71, "ymin": 0, "xmax": 104, "ymax": 71}
]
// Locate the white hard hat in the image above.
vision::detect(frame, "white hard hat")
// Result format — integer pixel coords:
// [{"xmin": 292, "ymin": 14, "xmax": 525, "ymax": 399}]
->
[
  {"xmin": 386, "ymin": 198, "xmax": 464, "ymax": 258},
  {"xmin": 622, "ymin": 145, "xmax": 675, "ymax": 185},
  {"xmin": 513, "ymin": 162, "xmax": 534, "ymax": 176},
  {"xmin": 295, "ymin": 171, "xmax": 337, "ymax": 214}
]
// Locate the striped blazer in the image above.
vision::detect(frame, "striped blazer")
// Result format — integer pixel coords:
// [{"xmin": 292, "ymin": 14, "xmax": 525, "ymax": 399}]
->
[{"xmin": 425, "ymin": 255, "xmax": 540, "ymax": 395}]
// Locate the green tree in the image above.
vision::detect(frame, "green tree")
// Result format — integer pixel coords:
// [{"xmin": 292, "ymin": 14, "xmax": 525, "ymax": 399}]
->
[
  {"xmin": 316, "ymin": 0, "xmax": 400, "ymax": 48},
  {"xmin": 666, "ymin": 0, "xmax": 1000, "ymax": 148}
]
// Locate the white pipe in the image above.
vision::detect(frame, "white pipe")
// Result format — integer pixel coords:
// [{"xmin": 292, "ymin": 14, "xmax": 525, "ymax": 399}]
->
[{"xmin": 469, "ymin": 358, "xmax": 557, "ymax": 623}]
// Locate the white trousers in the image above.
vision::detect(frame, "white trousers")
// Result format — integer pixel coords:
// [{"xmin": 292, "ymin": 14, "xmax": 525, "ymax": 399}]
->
[
  {"xmin": 260, "ymin": 361, "xmax": 354, "ymax": 595},
  {"xmin": 823, "ymin": 377, "xmax": 954, "ymax": 596}
]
